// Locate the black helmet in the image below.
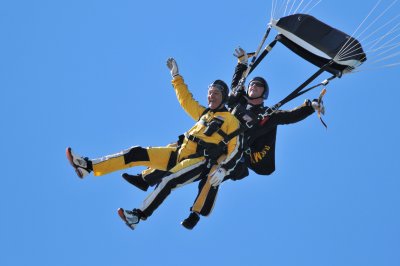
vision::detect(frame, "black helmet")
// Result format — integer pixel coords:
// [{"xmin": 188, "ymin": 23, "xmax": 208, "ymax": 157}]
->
[
  {"xmin": 248, "ymin": 76, "xmax": 269, "ymax": 100},
  {"xmin": 209, "ymin": 79, "xmax": 229, "ymax": 104}
]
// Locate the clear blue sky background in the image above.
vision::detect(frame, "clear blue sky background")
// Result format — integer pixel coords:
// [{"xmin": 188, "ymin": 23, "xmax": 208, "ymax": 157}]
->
[{"xmin": 1, "ymin": 1, "xmax": 399, "ymax": 265}]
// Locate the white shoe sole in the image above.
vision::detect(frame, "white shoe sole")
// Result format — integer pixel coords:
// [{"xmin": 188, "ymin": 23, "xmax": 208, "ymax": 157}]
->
[
  {"xmin": 118, "ymin": 208, "xmax": 137, "ymax": 230},
  {"xmin": 66, "ymin": 147, "xmax": 85, "ymax": 179}
]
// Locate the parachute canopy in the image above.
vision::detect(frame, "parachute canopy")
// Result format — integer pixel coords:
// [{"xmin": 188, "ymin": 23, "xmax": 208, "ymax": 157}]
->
[{"xmin": 271, "ymin": 14, "xmax": 367, "ymax": 76}]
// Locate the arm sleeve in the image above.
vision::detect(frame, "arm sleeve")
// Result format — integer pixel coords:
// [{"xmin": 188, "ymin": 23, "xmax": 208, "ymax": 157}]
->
[
  {"xmin": 266, "ymin": 103, "xmax": 315, "ymax": 127},
  {"xmin": 172, "ymin": 75, "xmax": 206, "ymax": 121},
  {"xmin": 231, "ymin": 63, "xmax": 248, "ymax": 89},
  {"xmin": 227, "ymin": 63, "xmax": 248, "ymax": 109}
]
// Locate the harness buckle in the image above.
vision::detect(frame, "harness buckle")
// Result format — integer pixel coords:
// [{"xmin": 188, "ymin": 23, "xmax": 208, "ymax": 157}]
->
[
  {"xmin": 221, "ymin": 138, "xmax": 229, "ymax": 145},
  {"xmin": 245, "ymin": 120, "xmax": 254, "ymax": 128},
  {"xmin": 257, "ymin": 113, "xmax": 266, "ymax": 121}
]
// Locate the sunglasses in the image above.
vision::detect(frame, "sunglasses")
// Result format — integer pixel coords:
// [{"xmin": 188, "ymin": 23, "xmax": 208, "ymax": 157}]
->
[{"xmin": 249, "ymin": 81, "xmax": 264, "ymax": 88}]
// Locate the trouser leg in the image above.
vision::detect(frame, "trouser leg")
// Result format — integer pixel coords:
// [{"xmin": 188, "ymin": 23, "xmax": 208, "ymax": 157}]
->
[
  {"xmin": 142, "ymin": 169, "xmax": 169, "ymax": 186},
  {"xmin": 92, "ymin": 146, "xmax": 176, "ymax": 176},
  {"xmin": 139, "ymin": 157, "xmax": 207, "ymax": 218},
  {"xmin": 191, "ymin": 163, "xmax": 220, "ymax": 216}
]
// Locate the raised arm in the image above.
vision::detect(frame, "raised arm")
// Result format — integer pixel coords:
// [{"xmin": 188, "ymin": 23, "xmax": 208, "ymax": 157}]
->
[{"xmin": 167, "ymin": 58, "xmax": 206, "ymax": 121}]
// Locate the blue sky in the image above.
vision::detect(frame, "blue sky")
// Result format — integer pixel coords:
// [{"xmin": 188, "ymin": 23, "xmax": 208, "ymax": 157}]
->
[{"xmin": 1, "ymin": 1, "xmax": 399, "ymax": 265}]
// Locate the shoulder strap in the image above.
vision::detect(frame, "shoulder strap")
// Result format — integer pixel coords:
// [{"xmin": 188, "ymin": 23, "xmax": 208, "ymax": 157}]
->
[{"xmin": 198, "ymin": 108, "xmax": 210, "ymax": 121}]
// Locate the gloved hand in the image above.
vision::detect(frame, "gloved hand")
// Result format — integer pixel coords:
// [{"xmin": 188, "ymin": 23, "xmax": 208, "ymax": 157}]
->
[
  {"xmin": 166, "ymin": 58, "xmax": 179, "ymax": 78},
  {"xmin": 209, "ymin": 167, "xmax": 227, "ymax": 187},
  {"xmin": 311, "ymin": 99, "xmax": 325, "ymax": 115},
  {"xmin": 233, "ymin": 47, "xmax": 248, "ymax": 65}
]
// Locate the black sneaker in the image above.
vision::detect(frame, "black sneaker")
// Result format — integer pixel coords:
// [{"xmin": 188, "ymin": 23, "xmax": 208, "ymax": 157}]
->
[
  {"xmin": 122, "ymin": 173, "xmax": 149, "ymax": 191},
  {"xmin": 181, "ymin": 212, "xmax": 200, "ymax": 230}
]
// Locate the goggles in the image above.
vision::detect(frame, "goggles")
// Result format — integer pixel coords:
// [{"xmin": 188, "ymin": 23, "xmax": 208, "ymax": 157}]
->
[{"xmin": 208, "ymin": 84, "xmax": 225, "ymax": 92}]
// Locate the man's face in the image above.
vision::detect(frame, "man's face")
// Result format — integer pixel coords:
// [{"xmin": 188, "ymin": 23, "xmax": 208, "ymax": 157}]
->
[
  {"xmin": 208, "ymin": 86, "xmax": 223, "ymax": 109},
  {"xmin": 247, "ymin": 81, "xmax": 265, "ymax": 98}
]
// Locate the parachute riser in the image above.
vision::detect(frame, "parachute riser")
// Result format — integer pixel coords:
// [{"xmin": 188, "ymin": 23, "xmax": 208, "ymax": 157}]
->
[
  {"xmin": 248, "ymin": 38, "xmax": 279, "ymax": 76},
  {"xmin": 279, "ymin": 61, "xmax": 334, "ymax": 106},
  {"xmin": 257, "ymin": 61, "xmax": 338, "ymax": 126},
  {"xmin": 238, "ymin": 26, "xmax": 273, "ymax": 89}
]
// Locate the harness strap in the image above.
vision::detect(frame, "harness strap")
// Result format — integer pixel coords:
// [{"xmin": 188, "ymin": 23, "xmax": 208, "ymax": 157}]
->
[
  {"xmin": 247, "ymin": 65, "xmax": 337, "ymax": 129},
  {"xmin": 166, "ymin": 134, "xmax": 185, "ymax": 169},
  {"xmin": 184, "ymin": 133, "xmax": 228, "ymax": 163},
  {"xmin": 185, "ymin": 133, "xmax": 206, "ymax": 146},
  {"xmin": 215, "ymin": 128, "xmax": 230, "ymax": 144}
]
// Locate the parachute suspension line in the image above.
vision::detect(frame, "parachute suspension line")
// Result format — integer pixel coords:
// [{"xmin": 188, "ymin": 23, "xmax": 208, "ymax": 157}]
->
[
  {"xmin": 287, "ymin": 0, "xmax": 298, "ymax": 16},
  {"xmin": 272, "ymin": 0, "xmax": 290, "ymax": 21},
  {"xmin": 334, "ymin": 0, "xmax": 384, "ymax": 62},
  {"xmin": 336, "ymin": 0, "xmax": 400, "ymax": 72},
  {"xmin": 336, "ymin": 0, "xmax": 399, "ymax": 62},
  {"xmin": 372, "ymin": 27, "xmax": 400, "ymax": 51},
  {"xmin": 283, "ymin": 0, "xmax": 291, "ymax": 16},
  {"xmin": 292, "ymin": 0, "xmax": 305, "ymax": 15},
  {"xmin": 358, "ymin": 14, "xmax": 400, "ymax": 49},
  {"xmin": 337, "ymin": 40, "xmax": 400, "ymax": 62},
  {"xmin": 272, "ymin": 0, "xmax": 321, "ymax": 21},
  {"xmin": 355, "ymin": 22, "xmax": 400, "ymax": 60},
  {"xmin": 272, "ymin": 0, "xmax": 291, "ymax": 20},
  {"xmin": 369, "ymin": 50, "xmax": 400, "ymax": 64},
  {"xmin": 365, "ymin": 42, "xmax": 400, "ymax": 64},
  {"xmin": 300, "ymin": 0, "xmax": 322, "ymax": 14},
  {"xmin": 299, "ymin": 0, "xmax": 313, "ymax": 14},
  {"xmin": 277, "ymin": 0, "xmax": 290, "ymax": 18},
  {"xmin": 374, "ymin": 40, "xmax": 400, "ymax": 58},
  {"xmin": 347, "ymin": 62, "xmax": 400, "ymax": 73},
  {"xmin": 339, "ymin": 29, "xmax": 400, "ymax": 60},
  {"xmin": 354, "ymin": 39, "xmax": 400, "ymax": 64},
  {"xmin": 342, "ymin": 40, "xmax": 400, "ymax": 71},
  {"xmin": 364, "ymin": 24, "xmax": 400, "ymax": 57},
  {"xmin": 271, "ymin": 0, "xmax": 278, "ymax": 22},
  {"xmin": 337, "ymin": 37, "xmax": 400, "ymax": 62},
  {"xmin": 337, "ymin": 1, "xmax": 400, "ymax": 63}
]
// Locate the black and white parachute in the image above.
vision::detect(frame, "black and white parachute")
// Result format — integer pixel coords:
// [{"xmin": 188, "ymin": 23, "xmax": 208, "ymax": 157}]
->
[
  {"xmin": 271, "ymin": 14, "xmax": 367, "ymax": 75},
  {"xmin": 245, "ymin": 0, "xmax": 400, "ymax": 113},
  {"xmin": 263, "ymin": 0, "xmax": 400, "ymax": 73}
]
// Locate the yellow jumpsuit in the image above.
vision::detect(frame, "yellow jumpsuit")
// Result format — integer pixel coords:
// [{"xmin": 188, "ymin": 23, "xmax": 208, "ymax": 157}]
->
[{"xmin": 91, "ymin": 75, "xmax": 242, "ymax": 218}]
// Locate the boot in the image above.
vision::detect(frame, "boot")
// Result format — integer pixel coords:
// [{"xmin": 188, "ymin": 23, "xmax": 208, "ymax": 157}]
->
[
  {"xmin": 181, "ymin": 212, "xmax": 200, "ymax": 230},
  {"xmin": 122, "ymin": 173, "xmax": 149, "ymax": 191}
]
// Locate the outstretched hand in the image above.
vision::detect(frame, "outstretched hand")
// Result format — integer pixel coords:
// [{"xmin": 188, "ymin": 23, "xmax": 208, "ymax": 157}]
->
[
  {"xmin": 312, "ymin": 100, "xmax": 325, "ymax": 115},
  {"xmin": 166, "ymin": 58, "xmax": 179, "ymax": 78},
  {"xmin": 233, "ymin": 47, "xmax": 248, "ymax": 65}
]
